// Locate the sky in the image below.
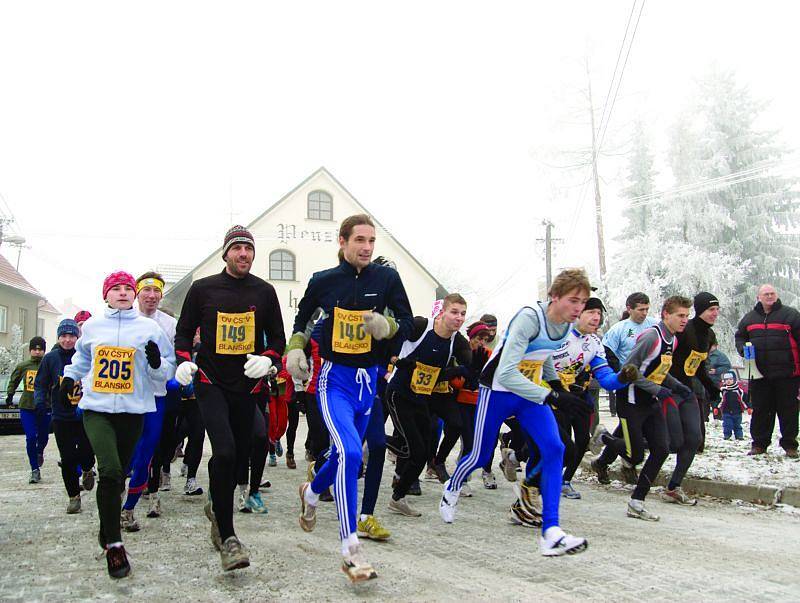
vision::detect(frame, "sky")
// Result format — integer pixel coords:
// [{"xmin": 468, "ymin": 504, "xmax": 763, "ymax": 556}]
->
[{"xmin": 0, "ymin": 1, "xmax": 798, "ymax": 322}]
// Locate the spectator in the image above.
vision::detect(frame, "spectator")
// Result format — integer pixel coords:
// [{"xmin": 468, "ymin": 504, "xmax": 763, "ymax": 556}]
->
[
  {"xmin": 734, "ymin": 284, "xmax": 800, "ymax": 458},
  {"xmin": 714, "ymin": 371, "xmax": 751, "ymax": 441},
  {"xmin": 706, "ymin": 331, "xmax": 732, "ymax": 394}
]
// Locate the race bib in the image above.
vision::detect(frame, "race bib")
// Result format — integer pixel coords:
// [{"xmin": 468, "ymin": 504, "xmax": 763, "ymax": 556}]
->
[
  {"xmin": 433, "ymin": 381, "xmax": 451, "ymax": 394},
  {"xmin": 646, "ymin": 354, "xmax": 673, "ymax": 385},
  {"xmin": 216, "ymin": 311, "xmax": 255, "ymax": 355},
  {"xmin": 332, "ymin": 307, "xmax": 372, "ymax": 355},
  {"xmin": 25, "ymin": 370, "xmax": 37, "ymax": 392},
  {"xmin": 59, "ymin": 375, "xmax": 83, "ymax": 405},
  {"xmin": 92, "ymin": 346, "xmax": 135, "ymax": 395},
  {"xmin": 684, "ymin": 350, "xmax": 708, "ymax": 377},
  {"xmin": 518, "ymin": 360, "xmax": 545, "ymax": 385},
  {"xmin": 410, "ymin": 361, "xmax": 442, "ymax": 396}
]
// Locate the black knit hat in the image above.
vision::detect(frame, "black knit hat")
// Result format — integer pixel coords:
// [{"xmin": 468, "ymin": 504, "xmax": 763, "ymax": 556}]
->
[
  {"xmin": 222, "ymin": 225, "xmax": 255, "ymax": 259},
  {"xmin": 29, "ymin": 336, "xmax": 46, "ymax": 351},
  {"xmin": 694, "ymin": 291, "xmax": 719, "ymax": 316},
  {"xmin": 480, "ymin": 314, "xmax": 498, "ymax": 328},
  {"xmin": 583, "ymin": 297, "xmax": 606, "ymax": 314}
]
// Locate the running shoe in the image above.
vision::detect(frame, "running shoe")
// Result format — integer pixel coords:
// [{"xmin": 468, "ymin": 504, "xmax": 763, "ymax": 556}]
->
[
  {"xmin": 268, "ymin": 453, "xmax": 277, "ymax": 467},
  {"xmin": 286, "ymin": 453, "xmax": 297, "ymax": 469},
  {"xmin": 81, "ymin": 469, "xmax": 95, "ymax": 492},
  {"xmin": 357, "ymin": 515, "xmax": 391, "ymax": 541},
  {"xmin": 180, "ymin": 463, "xmax": 188, "ymax": 477},
  {"xmin": 120, "ymin": 509, "xmax": 140, "ymax": 532},
  {"xmin": 539, "ymin": 526, "xmax": 588, "ymax": 556},
  {"xmin": 561, "ymin": 481, "xmax": 581, "ymax": 499},
  {"xmin": 590, "ymin": 458, "xmax": 611, "ymax": 485},
  {"xmin": 620, "ymin": 459, "xmax": 639, "ymax": 485},
  {"xmin": 146, "ymin": 493, "xmax": 162, "ymax": 518},
  {"xmin": 408, "ymin": 480, "xmax": 422, "ymax": 496},
  {"xmin": 341, "ymin": 544, "xmax": 377, "ymax": 583},
  {"xmin": 482, "ymin": 470, "xmax": 497, "ymax": 489},
  {"xmin": 519, "ymin": 482, "xmax": 543, "ymax": 517},
  {"xmin": 438, "ymin": 483, "xmax": 459, "ymax": 523},
  {"xmin": 160, "ymin": 471, "xmax": 171, "ymax": 491},
  {"xmin": 66, "ymin": 495, "xmax": 81, "ymax": 514},
  {"xmin": 274, "ymin": 440, "xmax": 284, "ymax": 457},
  {"xmin": 660, "ymin": 487, "xmax": 697, "ymax": 506},
  {"xmin": 589, "ymin": 424, "xmax": 610, "ymax": 455},
  {"xmin": 304, "ymin": 449, "xmax": 315, "ymax": 463},
  {"xmin": 299, "ymin": 482, "xmax": 317, "ymax": 532},
  {"xmin": 461, "ymin": 482, "xmax": 473, "ymax": 498},
  {"xmin": 433, "ymin": 463, "xmax": 450, "ymax": 484},
  {"xmin": 220, "ymin": 536, "xmax": 250, "ymax": 571},
  {"xmin": 184, "ymin": 477, "xmax": 204, "ymax": 496},
  {"xmin": 387, "ymin": 497, "xmax": 422, "ymax": 517},
  {"xmin": 29, "ymin": 469, "xmax": 41, "ymax": 484},
  {"xmin": 106, "ymin": 545, "xmax": 131, "ymax": 579},
  {"xmin": 508, "ymin": 500, "xmax": 540, "ymax": 528},
  {"xmin": 627, "ymin": 499, "xmax": 660, "ymax": 521},
  {"xmin": 786, "ymin": 448, "xmax": 799, "ymax": 459},
  {"xmin": 204, "ymin": 495, "xmax": 222, "ymax": 550},
  {"xmin": 245, "ymin": 492, "xmax": 268, "ymax": 514},
  {"xmin": 424, "ymin": 466, "xmax": 439, "ymax": 481},
  {"xmin": 237, "ymin": 485, "xmax": 251, "ymax": 513},
  {"xmin": 500, "ymin": 448, "xmax": 519, "ymax": 482}
]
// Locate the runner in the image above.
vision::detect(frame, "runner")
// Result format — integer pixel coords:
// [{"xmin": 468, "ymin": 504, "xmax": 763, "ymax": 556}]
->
[
  {"xmin": 174, "ymin": 225, "xmax": 285, "ymax": 571},
  {"xmin": 384, "ymin": 293, "xmax": 472, "ymax": 517},
  {"xmin": 120, "ymin": 272, "xmax": 177, "ymax": 529},
  {"xmin": 439, "ymin": 269, "xmax": 592, "ymax": 556},
  {"xmin": 35, "ymin": 320, "xmax": 95, "ymax": 512},
  {"xmin": 287, "ymin": 214, "xmax": 413, "ymax": 582},
  {"xmin": 590, "ymin": 295, "xmax": 694, "ymax": 521},
  {"xmin": 6, "ymin": 336, "xmax": 48, "ymax": 483},
  {"xmin": 660, "ymin": 291, "xmax": 721, "ymax": 506},
  {"xmin": 61, "ymin": 270, "xmax": 175, "ymax": 578}
]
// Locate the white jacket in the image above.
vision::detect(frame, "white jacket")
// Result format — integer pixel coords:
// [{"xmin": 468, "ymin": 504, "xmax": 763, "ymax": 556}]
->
[{"xmin": 65, "ymin": 307, "xmax": 176, "ymax": 414}]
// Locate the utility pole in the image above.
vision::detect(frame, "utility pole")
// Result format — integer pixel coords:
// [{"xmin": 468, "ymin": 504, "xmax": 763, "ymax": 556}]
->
[
  {"xmin": 537, "ymin": 220, "xmax": 561, "ymax": 291},
  {"xmin": 586, "ymin": 60, "xmax": 607, "ymax": 277}
]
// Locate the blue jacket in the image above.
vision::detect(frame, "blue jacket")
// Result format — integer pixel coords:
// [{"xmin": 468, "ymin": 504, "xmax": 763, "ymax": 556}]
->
[
  {"xmin": 291, "ymin": 260, "xmax": 413, "ymax": 368},
  {"xmin": 34, "ymin": 345, "xmax": 81, "ymax": 421}
]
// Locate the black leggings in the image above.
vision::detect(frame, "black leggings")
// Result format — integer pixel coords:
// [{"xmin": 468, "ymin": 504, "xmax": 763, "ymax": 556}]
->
[
  {"xmin": 52, "ymin": 419, "xmax": 95, "ymax": 498},
  {"xmin": 180, "ymin": 398, "xmax": 205, "ymax": 480},
  {"xmin": 429, "ymin": 394, "xmax": 461, "ymax": 466},
  {"xmin": 237, "ymin": 396, "xmax": 268, "ymax": 496},
  {"xmin": 307, "ymin": 391, "xmax": 331, "ymax": 474},
  {"xmin": 598, "ymin": 402, "xmax": 669, "ymax": 501},
  {"xmin": 286, "ymin": 398, "xmax": 301, "ymax": 457},
  {"xmin": 386, "ymin": 387, "xmax": 430, "ymax": 499},
  {"xmin": 664, "ymin": 394, "xmax": 702, "ymax": 489},
  {"xmin": 434, "ymin": 403, "xmax": 493, "ymax": 472},
  {"xmin": 195, "ymin": 382, "xmax": 256, "ymax": 541}
]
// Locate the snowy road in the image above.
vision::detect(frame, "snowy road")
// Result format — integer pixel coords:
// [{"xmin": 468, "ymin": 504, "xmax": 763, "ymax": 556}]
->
[{"xmin": 0, "ymin": 420, "xmax": 798, "ymax": 602}]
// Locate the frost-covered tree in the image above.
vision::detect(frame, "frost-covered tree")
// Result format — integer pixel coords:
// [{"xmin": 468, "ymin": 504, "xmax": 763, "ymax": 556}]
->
[
  {"xmin": 620, "ymin": 120, "xmax": 658, "ymax": 237},
  {"xmin": 0, "ymin": 324, "xmax": 25, "ymax": 376}
]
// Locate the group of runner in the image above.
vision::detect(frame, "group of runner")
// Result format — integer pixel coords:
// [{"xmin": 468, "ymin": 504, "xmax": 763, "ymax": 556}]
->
[{"xmin": 5, "ymin": 213, "xmax": 726, "ymax": 582}]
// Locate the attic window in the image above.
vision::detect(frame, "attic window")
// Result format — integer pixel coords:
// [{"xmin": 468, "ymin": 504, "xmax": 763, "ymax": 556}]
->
[{"xmin": 307, "ymin": 190, "xmax": 333, "ymax": 221}]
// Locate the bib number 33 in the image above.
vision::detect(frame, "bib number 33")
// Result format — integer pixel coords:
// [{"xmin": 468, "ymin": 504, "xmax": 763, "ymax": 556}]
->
[{"xmin": 92, "ymin": 346, "xmax": 135, "ymax": 394}]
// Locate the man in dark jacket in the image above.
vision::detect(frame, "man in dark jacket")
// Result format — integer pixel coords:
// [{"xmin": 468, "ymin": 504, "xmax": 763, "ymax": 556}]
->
[{"xmin": 734, "ymin": 284, "xmax": 800, "ymax": 457}]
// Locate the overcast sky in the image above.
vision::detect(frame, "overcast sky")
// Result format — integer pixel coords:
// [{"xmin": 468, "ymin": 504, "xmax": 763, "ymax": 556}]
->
[{"xmin": 1, "ymin": 1, "xmax": 797, "ymax": 322}]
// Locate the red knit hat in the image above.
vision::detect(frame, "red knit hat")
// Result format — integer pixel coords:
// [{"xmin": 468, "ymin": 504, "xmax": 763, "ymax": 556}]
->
[
  {"xmin": 102, "ymin": 271, "xmax": 137, "ymax": 300},
  {"xmin": 74, "ymin": 310, "xmax": 92, "ymax": 323}
]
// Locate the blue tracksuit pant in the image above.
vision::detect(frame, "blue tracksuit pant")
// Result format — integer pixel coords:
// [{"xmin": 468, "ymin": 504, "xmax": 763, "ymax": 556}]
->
[
  {"xmin": 311, "ymin": 361, "xmax": 377, "ymax": 540},
  {"xmin": 20, "ymin": 409, "xmax": 51, "ymax": 470},
  {"xmin": 123, "ymin": 396, "xmax": 165, "ymax": 510},
  {"xmin": 447, "ymin": 387, "xmax": 564, "ymax": 531}
]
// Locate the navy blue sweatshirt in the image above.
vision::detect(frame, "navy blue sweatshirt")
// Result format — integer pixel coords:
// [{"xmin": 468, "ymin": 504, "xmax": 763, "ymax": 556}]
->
[{"xmin": 34, "ymin": 345, "xmax": 82, "ymax": 421}]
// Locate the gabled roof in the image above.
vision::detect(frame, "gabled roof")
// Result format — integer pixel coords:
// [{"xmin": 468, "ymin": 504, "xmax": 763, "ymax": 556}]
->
[
  {"xmin": 166, "ymin": 167, "xmax": 446, "ymax": 295},
  {"xmin": 0, "ymin": 253, "xmax": 43, "ymax": 298},
  {"xmin": 38, "ymin": 299, "xmax": 61, "ymax": 314}
]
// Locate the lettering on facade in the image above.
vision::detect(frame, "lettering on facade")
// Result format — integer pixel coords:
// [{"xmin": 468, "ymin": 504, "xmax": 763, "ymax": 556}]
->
[{"xmin": 278, "ymin": 223, "xmax": 338, "ymax": 245}]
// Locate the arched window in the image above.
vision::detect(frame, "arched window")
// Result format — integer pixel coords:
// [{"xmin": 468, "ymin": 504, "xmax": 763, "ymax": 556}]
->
[
  {"xmin": 269, "ymin": 249, "xmax": 295, "ymax": 281},
  {"xmin": 307, "ymin": 190, "xmax": 333, "ymax": 221}
]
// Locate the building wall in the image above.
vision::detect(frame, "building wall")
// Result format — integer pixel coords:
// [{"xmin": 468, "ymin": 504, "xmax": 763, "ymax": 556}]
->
[
  {"xmin": 38, "ymin": 310, "xmax": 60, "ymax": 349},
  {"xmin": 0, "ymin": 285, "xmax": 39, "ymax": 349},
  {"xmin": 164, "ymin": 171, "xmax": 441, "ymax": 333}
]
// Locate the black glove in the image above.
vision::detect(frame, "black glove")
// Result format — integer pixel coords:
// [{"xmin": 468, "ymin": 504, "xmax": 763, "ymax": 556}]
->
[
  {"xmin": 4, "ymin": 394, "xmax": 13, "ymax": 406},
  {"xmin": 672, "ymin": 381, "xmax": 692, "ymax": 399},
  {"xmin": 655, "ymin": 387, "xmax": 673, "ymax": 403},
  {"xmin": 544, "ymin": 390, "xmax": 591, "ymax": 417},
  {"xmin": 547, "ymin": 379, "xmax": 566, "ymax": 393},
  {"xmin": 145, "ymin": 340, "xmax": 161, "ymax": 369},
  {"xmin": 393, "ymin": 357, "xmax": 415, "ymax": 370},
  {"xmin": 59, "ymin": 377, "xmax": 75, "ymax": 408},
  {"xmin": 618, "ymin": 364, "xmax": 640, "ymax": 384}
]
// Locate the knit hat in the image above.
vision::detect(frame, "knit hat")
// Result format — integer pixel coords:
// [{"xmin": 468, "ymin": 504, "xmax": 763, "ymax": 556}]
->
[
  {"xmin": 57, "ymin": 319, "xmax": 80, "ymax": 337},
  {"xmin": 102, "ymin": 271, "xmax": 137, "ymax": 300},
  {"xmin": 29, "ymin": 336, "xmax": 46, "ymax": 351},
  {"xmin": 583, "ymin": 297, "xmax": 606, "ymax": 314},
  {"xmin": 721, "ymin": 371, "xmax": 736, "ymax": 382},
  {"xmin": 467, "ymin": 322, "xmax": 491, "ymax": 340},
  {"xmin": 480, "ymin": 314, "xmax": 498, "ymax": 328},
  {"xmin": 74, "ymin": 310, "xmax": 92, "ymax": 324},
  {"xmin": 694, "ymin": 292, "xmax": 720, "ymax": 317},
  {"xmin": 222, "ymin": 225, "xmax": 255, "ymax": 259}
]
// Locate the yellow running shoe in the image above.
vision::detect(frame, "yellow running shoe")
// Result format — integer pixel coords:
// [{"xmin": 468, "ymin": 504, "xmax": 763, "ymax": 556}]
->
[{"xmin": 357, "ymin": 514, "xmax": 391, "ymax": 541}]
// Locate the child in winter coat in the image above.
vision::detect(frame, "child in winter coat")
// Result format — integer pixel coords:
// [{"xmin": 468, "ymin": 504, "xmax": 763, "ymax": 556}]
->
[
  {"xmin": 61, "ymin": 271, "xmax": 175, "ymax": 579},
  {"xmin": 713, "ymin": 372, "xmax": 750, "ymax": 440}
]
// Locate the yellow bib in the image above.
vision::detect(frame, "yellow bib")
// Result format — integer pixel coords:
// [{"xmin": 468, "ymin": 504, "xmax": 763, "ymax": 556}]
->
[
  {"xmin": 684, "ymin": 350, "xmax": 708, "ymax": 377},
  {"xmin": 432, "ymin": 380, "xmax": 451, "ymax": 394},
  {"xmin": 646, "ymin": 354, "xmax": 673, "ymax": 385},
  {"xmin": 25, "ymin": 369, "xmax": 37, "ymax": 392},
  {"xmin": 558, "ymin": 369, "xmax": 577, "ymax": 389},
  {"xmin": 59, "ymin": 375, "xmax": 83, "ymax": 405},
  {"xmin": 410, "ymin": 362, "xmax": 442, "ymax": 396},
  {"xmin": 92, "ymin": 346, "xmax": 136, "ymax": 394},
  {"xmin": 216, "ymin": 311, "xmax": 255, "ymax": 355},
  {"xmin": 332, "ymin": 307, "xmax": 372, "ymax": 355},
  {"xmin": 518, "ymin": 360, "xmax": 545, "ymax": 386}
]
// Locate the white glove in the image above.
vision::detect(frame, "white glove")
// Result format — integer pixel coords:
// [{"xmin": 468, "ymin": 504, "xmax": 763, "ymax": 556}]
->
[
  {"xmin": 286, "ymin": 348, "xmax": 310, "ymax": 381},
  {"xmin": 243, "ymin": 354, "xmax": 272, "ymax": 379},
  {"xmin": 175, "ymin": 361, "xmax": 198, "ymax": 386},
  {"xmin": 363, "ymin": 311, "xmax": 390, "ymax": 340}
]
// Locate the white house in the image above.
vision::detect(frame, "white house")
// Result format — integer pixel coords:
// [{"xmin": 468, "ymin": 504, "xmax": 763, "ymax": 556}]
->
[{"xmin": 163, "ymin": 167, "xmax": 447, "ymax": 333}]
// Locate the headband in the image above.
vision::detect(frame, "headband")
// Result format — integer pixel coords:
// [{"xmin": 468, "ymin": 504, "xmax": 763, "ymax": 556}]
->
[{"xmin": 137, "ymin": 277, "xmax": 165, "ymax": 294}]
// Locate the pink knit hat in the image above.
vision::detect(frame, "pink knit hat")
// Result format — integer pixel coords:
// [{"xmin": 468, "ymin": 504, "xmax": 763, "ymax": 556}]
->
[{"xmin": 102, "ymin": 271, "xmax": 137, "ymax": 300}]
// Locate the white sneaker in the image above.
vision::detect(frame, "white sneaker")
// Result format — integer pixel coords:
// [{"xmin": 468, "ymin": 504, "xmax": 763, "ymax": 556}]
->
[
  {"xmin": 439, "ymin": 482, "xmax": 459, "ymax": 524},
  {"xmin": 500, "ymin": 448, "xmax": 520, "ymax": 482},
  {"xmin": 482, "ymin": 470, "xmax": 498, "ymax": 489},
  {"xmin": 387, "ymin": 497, "xmax": 422, "ymax": 517},
  {"xmin": 539, "ymin": 526, "xmax": 588, "ymax": 556},
  {"xmin": 184, "ymin": 477, "xmax": 203, "ymax": 496},
  {"xmin": 146, "ymin": 493, "xmax": 162, "ymax": 518},
  {"xmin": 160, "ymin": 471, "xmax": 171, "ymax": 491},
  {"xmin": 237, "ymin": 484, "xmax": 250, "ymax": 513},
  {"xmin": 461, "ymin": 482, "xmax": 473, "ymax": 497},
  {"xmin": 120, "ymin": 509, "xmax": 140, "ymax": 532},
  {"xmin": 341, "ymin": 544, "xmax": 377, "ymax": 583}
]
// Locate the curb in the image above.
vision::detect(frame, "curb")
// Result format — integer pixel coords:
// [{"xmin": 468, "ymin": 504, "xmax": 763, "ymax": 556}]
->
[{"xmin": 579, "ymin": 459, "xmax": 800, "ymax": 506}]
